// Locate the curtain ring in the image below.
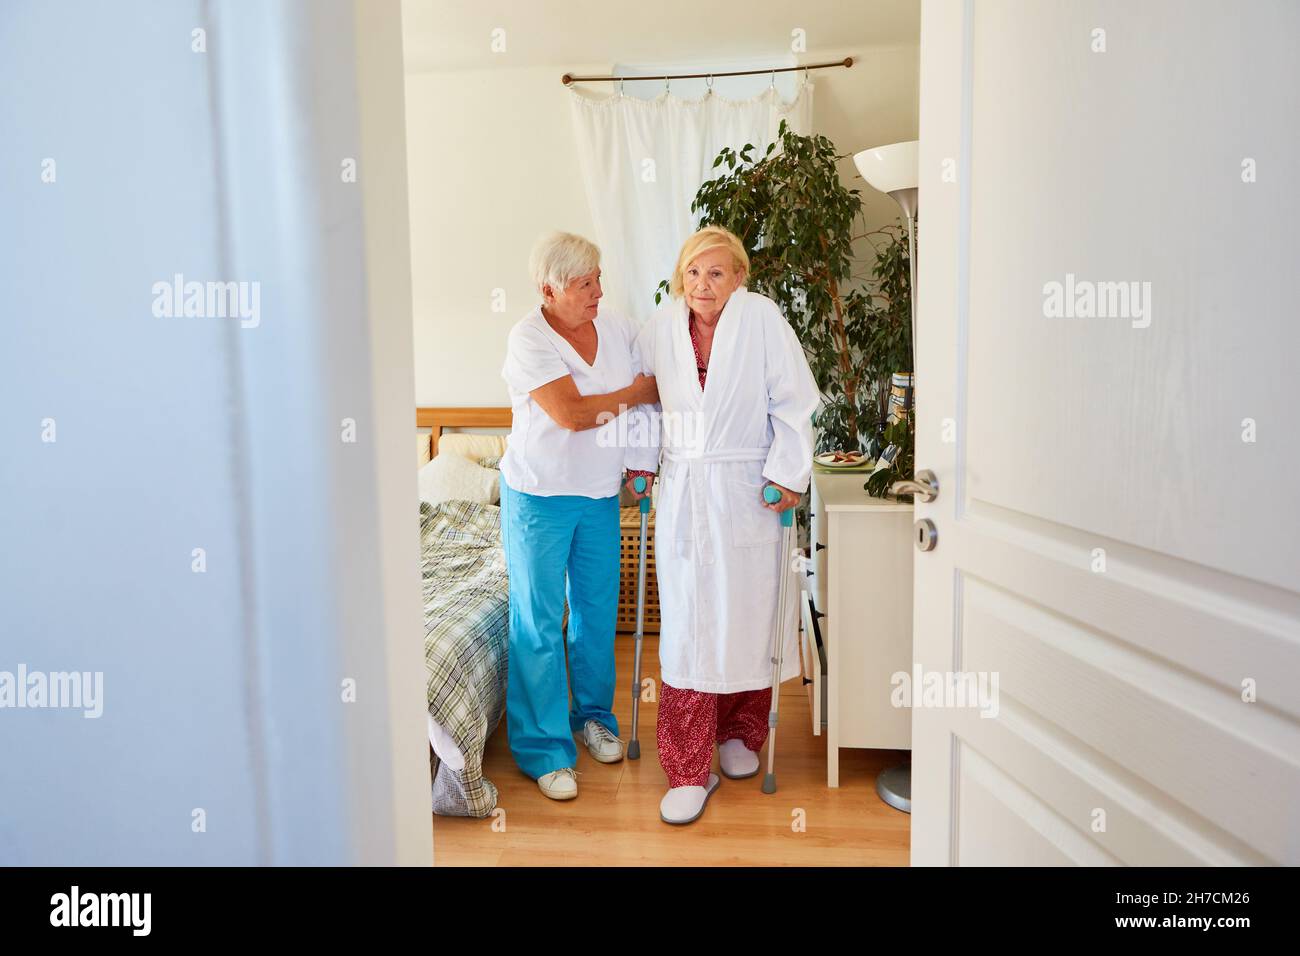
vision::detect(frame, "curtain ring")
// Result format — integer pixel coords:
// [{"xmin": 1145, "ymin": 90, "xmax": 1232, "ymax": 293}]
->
[
  {"xmin": 770, "ymin": 69, "xmax": 776, "ymax": 90},
  {"xmin": 803, "ymin": 66, "xmax": 810, "ymax": 87},
  {"xmin": 664, "ymin": 75, "xmax": 670, "ymax": 95},
  {"xmin": 705, "ymin": 73, "xmax": 713, "ymax": 93},
  {"xmin": 618, "ymin": 77, "xmax": 625, "ymax": 97}
]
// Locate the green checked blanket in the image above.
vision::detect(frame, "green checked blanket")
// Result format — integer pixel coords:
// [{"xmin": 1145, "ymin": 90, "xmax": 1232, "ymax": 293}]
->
[{"xmin": 420, "ymin": 499, "xmax": 509, "ymax": 818}]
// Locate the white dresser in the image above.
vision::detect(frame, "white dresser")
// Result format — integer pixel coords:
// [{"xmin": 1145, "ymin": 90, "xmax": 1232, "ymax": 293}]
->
[{"xmin": 803, "ymin": 470, "xmax": 914, "ymax": 787}]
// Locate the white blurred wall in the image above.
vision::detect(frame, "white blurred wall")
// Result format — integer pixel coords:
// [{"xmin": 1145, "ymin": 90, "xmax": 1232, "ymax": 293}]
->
[{"xmin": 0, "ymin": 0, "xmax": 430, "ymax": 866}]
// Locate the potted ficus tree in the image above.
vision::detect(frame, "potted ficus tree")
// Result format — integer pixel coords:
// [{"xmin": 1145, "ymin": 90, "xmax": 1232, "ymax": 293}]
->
[{"xmin": 659, "ymin": 119, "xmax": 914, "ymax": 497}]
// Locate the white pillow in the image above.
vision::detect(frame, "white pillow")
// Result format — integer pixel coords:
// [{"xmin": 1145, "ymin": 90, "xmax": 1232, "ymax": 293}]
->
[
  {"xmin": 418, "ymin": 452, "xmax": 500, "ymax": 507},
  {"xmin": 438, "ymin": 433, "xmax": 509, "ymax": 461}
]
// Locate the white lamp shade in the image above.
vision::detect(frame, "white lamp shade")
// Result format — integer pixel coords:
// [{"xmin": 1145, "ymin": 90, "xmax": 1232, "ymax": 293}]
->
[{"xmin": 853, "ymin": 140, "xmax": 919, "ymax": 195}]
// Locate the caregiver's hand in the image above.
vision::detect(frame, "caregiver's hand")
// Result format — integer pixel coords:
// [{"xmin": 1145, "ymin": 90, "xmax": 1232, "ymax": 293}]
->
[
  {"xmin": 761, "ymin": 482, "xmax": 800, "ymax": 514},
  {"xmin": 625, "ymin": 474, "xmax": 655, "ymax": 500},
  {"xmin": 631, "ymin": 373, "xmax": 658, "ymax": 405}
]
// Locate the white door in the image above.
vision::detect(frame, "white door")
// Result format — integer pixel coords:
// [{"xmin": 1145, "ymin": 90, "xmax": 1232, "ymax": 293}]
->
[{"xmin": 913, "ymin": 0, "xmax": 1300, "ymax": 865}]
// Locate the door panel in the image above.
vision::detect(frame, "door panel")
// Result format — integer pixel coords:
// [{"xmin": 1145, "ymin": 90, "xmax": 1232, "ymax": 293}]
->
[
  {"xmin": 913, "ymin": 0, "xmax": 1300, "ymax": 865},
  {"xmin": 956, "ymin": 742, "xmax": 1119, "ymax": 866}
]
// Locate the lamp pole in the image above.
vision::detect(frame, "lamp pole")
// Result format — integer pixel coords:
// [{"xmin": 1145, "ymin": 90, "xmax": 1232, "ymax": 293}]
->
[
  {"xmin": 852, "ymin": 143, "xmax": 919, "ymax": 816},
  {"xmin": 887, "ymin": 186, "xmax": 918, "ymax": 383},
  {"xmin": 852, "ymin": 141, "xmax": 918, "ymax": 383},
  {"xmin": 906, "ymin": 211, "xmax": 917, "ymax": 381}
]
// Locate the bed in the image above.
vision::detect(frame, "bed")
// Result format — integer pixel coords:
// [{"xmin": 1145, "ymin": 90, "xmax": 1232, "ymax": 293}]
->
[{"xmin": 416, "ymin": 406, "xmax": 512, "ymax": 817}]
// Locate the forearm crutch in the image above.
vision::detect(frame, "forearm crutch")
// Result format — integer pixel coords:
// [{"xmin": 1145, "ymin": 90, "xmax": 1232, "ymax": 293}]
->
[
  {"xmin": 627, "ymin": 475, "xmax": 651, "ymax": 760},
  {"xmin": 761, "ymin": 484, "xmax": 797, "ymax": 794}
]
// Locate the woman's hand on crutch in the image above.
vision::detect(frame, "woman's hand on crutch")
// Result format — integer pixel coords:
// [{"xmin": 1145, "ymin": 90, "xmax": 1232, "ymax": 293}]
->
[
  {"xmin": 625, "ymin": 472, "xmax": 654, "ymax": 501},
  {"xmin": 760, "ymin": 481, "xmax": 799, "ymax": 513}
]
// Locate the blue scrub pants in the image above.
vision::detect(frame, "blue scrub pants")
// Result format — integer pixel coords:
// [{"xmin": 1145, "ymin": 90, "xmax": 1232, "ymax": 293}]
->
[{"xmin": 499, "ymin": 475, "xmax": 621, "ymax": 780}]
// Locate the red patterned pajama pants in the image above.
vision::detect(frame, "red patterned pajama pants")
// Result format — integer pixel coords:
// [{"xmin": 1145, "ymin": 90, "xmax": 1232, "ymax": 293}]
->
[{"xmin": 656, "ymin": 683, "xmax": 772, "ymax": 787}]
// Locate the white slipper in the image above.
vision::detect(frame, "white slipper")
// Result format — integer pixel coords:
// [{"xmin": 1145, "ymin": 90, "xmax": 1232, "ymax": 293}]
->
[
  {"xmin": 659, "ymin": 773, "xmax": 720, "ymax": 825},
  {"xmin": 719, "ymin": 739, "xmax": 760, "ymax": 779}
]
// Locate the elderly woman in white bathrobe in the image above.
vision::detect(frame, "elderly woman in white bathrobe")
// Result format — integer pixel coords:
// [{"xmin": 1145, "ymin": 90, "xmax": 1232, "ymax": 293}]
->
[{"xmin": 627, "ymin": 225, "xmax": 818, "ymax": 825}]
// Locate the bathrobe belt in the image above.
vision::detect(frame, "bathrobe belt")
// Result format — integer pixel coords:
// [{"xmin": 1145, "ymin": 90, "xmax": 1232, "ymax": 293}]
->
[{"xmin": 663, "ymin": 447, "xmax": 769, "ymax": 566}]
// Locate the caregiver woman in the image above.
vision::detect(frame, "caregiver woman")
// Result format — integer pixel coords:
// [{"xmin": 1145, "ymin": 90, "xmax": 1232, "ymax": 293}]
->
[
  {"xmin": 632, "ymin": 225, "xmax": 818, "ymax": 825},
  {"xmin": 499, "ymin": 231, "xmax": 658, "ymax": 802}
]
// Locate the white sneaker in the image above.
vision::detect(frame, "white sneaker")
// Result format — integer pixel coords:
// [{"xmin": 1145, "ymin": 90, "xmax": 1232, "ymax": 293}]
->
[
  {"xmin": 581, "ymin": 719, "xmax": 625, "ymax": 764},
  {"xmin": 719, "ymin": 738, "xmax": 760, "ymax": 779},
  {"xmin": 538, "ymin": 767, "xmax": 578, "ymax": 800},
  {"xmin": 660, "ymin": 774, "xmax": 721, "ymax": 825}
]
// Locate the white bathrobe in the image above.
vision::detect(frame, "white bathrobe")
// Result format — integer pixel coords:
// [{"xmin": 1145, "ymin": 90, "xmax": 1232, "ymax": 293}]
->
[{"xmin": 631, "ymin": 288, "xmax": 819, "ymax": 693}]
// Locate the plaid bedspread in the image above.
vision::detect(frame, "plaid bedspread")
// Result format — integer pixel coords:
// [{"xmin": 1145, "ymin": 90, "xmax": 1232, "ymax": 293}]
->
[{"xmin": 420, "ymin": 499, "xmax": 509, "ymax": 818}]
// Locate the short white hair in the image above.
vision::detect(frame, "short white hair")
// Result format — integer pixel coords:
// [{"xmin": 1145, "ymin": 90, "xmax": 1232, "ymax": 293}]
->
[{"xmin": 529, "ymin": 231, "xmax": 601, "ymax": 295}]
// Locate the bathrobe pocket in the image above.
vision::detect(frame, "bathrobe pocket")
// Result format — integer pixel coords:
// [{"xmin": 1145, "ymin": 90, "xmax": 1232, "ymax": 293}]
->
[
  {"xmin": 660, "ymin": 462, "xmax": 696, "ymax": 559},
  {"xmin": 725, "ymin": 478, "xmax": 783, "ymax": 548}
]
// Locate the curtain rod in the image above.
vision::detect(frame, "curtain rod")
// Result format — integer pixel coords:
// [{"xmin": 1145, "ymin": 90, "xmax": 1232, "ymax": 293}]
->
[{"xmin": 561, "ymin": 57, "xmax": 852, "ymax": 86}]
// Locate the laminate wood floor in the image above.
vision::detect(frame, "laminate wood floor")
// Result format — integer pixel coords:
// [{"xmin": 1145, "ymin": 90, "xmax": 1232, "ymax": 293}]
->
[{"xmin": 431, "ymin": 634, "xmax": 910, "ymax": 866}]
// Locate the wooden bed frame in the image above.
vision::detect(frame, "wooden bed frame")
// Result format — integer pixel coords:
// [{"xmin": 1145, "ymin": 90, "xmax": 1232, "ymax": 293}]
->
[
  {"xmin": 416, "ymin": 406, "xmax": 513, "ymax": 460},
  {"xmin": 417, "ymin": 404, "xmax": 658, "ymax": 634}
]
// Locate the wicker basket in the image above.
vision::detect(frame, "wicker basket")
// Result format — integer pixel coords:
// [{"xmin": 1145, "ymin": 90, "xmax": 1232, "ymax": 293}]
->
[{"xmin": 617, "ymin": 506, "xmax": 660, "ymax": 634}]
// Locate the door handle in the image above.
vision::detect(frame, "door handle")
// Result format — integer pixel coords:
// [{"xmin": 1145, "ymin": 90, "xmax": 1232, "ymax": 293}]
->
[{"xmin": 889, "ymin": 469, "xmax": 939, "ymax": 503}]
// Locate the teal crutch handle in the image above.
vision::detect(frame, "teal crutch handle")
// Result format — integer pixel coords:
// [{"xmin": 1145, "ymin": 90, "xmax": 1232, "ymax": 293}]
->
[
  {"xmin": 763, "ymin": 484, "xmax": 794, "ymax": 527},
  {"xmin": 633, "ymin": 475, "xmax": 650, "ymax": 514}
]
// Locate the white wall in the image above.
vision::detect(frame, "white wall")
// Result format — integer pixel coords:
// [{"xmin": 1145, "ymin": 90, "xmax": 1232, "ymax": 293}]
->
[
  {"xmin": 405, "ymin": 62, "xmax": 604, "ymax": 407},
  {"xmin": 0, "ymin": 0, "xmax": 429, "ymax": 866},
  {"xmin": 405, "ymin": 44, "xmax": 919, "ymax": 406}
]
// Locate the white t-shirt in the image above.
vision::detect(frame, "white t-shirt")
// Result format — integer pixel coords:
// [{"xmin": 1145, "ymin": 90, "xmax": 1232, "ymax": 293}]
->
[{"xmin": 500, "ymin": 305, "xmax": 643, "ymax": 498}]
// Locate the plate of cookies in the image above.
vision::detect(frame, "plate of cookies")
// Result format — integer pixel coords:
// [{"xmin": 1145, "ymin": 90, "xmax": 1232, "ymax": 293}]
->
[{"xmin": 814, "ymin": 450, "xmax": 872, "ymax": 470}]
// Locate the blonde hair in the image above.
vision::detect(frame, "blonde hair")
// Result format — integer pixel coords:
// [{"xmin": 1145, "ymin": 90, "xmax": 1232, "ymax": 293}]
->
[
  {"xmin": 529, "ymin": 231, "xmax": 601, "ymax": 296},
  {"xmin": 669, "ymin": 226, "xmax": 749, "ymax": 299}
]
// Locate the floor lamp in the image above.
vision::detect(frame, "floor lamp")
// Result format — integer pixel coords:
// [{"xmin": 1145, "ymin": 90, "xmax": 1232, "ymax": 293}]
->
[
  {"xmin": 853, "ymin": 140, "xmax": 919, "ymax": 815},
  {"xmin": 853, "ymin": 141, "xmax": 918, "ymax": 378}
]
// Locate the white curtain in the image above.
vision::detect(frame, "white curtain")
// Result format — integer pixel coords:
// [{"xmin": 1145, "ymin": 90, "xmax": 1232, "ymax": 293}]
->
[{"xmin": 568, "ymin": 81, "xmax": 814, "ymax": 324}]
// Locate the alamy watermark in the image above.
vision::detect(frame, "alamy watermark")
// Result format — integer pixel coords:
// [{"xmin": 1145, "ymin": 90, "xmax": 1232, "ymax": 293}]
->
[
  {"xmin": 596, "ymin": 406, "xmax": 704, "ymax": 448},
  {"xmin": 151, "ymin": 273, "xmax": 260, "ymax": 328},
  {"xmin": 1042, "ymin": 273, "xmax": 1151, "ymax": 329},
  {"xmin": 50, "ymin": 886, "xmax": 150, "ymax": 935},
  {"xmin": 891, "ymin": 663, "xmax": 1000, "ymax": 719},
  {"xmin": 0, "ymin": 665, "xmax": 103, "ymax": 718}
]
